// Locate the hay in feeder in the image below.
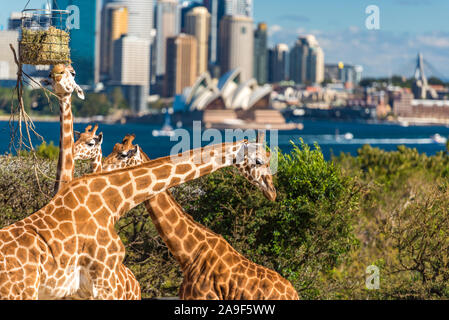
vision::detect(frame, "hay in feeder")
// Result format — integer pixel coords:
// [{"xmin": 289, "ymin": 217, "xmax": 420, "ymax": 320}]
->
[{"xmin": 20, "ymin": 26, "xmax": 70, "ymax": 65}]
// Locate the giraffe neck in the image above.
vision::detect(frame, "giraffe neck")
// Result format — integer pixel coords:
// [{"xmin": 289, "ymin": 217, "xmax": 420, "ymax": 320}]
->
[
  {"xmin": 144, "ymin": 191, "xmax": 216, "ymax": 271},
  {"xmin": 72, "ymin": 140, "xmax": 247, "ymax": 226},
  {"xmin": 54, "ymin": 95, "xmax": 74, "ymax": 193},
  {"xmin": 138, "ymin": 148, "xmax": 207, "ymax": 269},
  {"xmin": 92, "ymin": 149, "xmax": 102, "ymax": 173}
]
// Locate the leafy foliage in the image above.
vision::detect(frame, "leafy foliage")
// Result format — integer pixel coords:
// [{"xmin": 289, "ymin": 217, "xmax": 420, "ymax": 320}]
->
[{"xmin": 3, "ymin": 141, "xmax": 449, "ymax": 299}]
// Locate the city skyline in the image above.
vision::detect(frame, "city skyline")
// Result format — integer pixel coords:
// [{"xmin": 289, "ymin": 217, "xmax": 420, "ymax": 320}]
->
[{"xmin": 1, "ymin": 0, "xmax": 449, "ymax": 78}]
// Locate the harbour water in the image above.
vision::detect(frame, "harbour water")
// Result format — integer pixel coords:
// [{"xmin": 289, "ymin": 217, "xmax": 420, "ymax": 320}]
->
[{"xmin": 1, "ymin": 119, "xmax": 448, "ymax": 160}]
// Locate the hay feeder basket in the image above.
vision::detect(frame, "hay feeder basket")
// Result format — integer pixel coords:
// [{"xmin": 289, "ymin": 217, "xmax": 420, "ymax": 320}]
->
[{"xmin": 19, "ymin": 8, "xmax": 71, "ymax": 65}]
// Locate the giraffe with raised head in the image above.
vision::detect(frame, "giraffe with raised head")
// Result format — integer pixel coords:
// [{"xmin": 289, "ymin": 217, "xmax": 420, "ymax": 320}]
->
[
  {"xmin": 47, "ymin": 64, "xmax": 85, "ymax": 194},
  {"xmin": 72, "ymin": 126, "xmax": 141, "ymax": 300},
  {"xmin": 103, "ymin": 133, "xmax": 299, "ymax": 300},
  {"xmin": 0, "ymin": 139, "xmax": 273, "ymax": 299}
]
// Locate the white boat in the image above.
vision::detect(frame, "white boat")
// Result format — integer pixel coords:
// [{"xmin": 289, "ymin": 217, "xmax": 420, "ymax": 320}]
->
[
  {"xmin": 343, "ymin": 132, "xmax": 354, "ymax": 140},
  {"xmin": 152, "ymin": 111, "xmax": 176, "ymax": 137},
  {"xmin": 431, "ymin": 133, "xmax": 447, "ymax": 144}
]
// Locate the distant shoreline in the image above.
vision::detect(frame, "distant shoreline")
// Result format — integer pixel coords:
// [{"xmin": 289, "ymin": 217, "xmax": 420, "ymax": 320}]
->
[
  {"xmin": 0, "ymin": 115, "xmax": 97, "ymax": 123},
  {"xmin": 1, "ymin": 115, "xmax": 449, "ymax": 128}
]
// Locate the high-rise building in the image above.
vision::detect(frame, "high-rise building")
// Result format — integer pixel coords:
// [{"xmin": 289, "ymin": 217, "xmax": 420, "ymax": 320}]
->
[
  {"xmin": 164, "ymin": 34, "xmax": 198, "ymax": 97},
  {"xmin": 219, "ymin": 15, "xmax": 254, "ymax": 82},
  {"xmin": 289, "ymin": 35, "xmax": 324, "ymax": 85},
  {"xmin": 180, "ymin": 1, "xmax": 204, "ymax": 32},
  {"xmin": 0, "ymin": 31, "xmax": 19, "ymax": 82},
  {"xmin": 268, "ymin": 43, "xmax": 289, "ymax": 83},
  {"xmin": 155, "ymin": 0, "xmax": 180, "ymax": 78},
  {"xmin": 53, "ymin": 0, "xmax": 101, "ymax": 86},
  {"xmin": 205, "ymin": 0, "xmax": 252, "ymax": 76},
  {"xmin": 225, "ymin": 0, "xmax": 253, "ymax": 17},
  {"xmin": 105, "ymin": 0, "xmax": 154, "ymax": 42},
  {"xmin": 100, "ymin": 4, "xmax": 128, "ymax": 79},
  {"xmin": 185, "ymin": 7, "xmax": 210, "ymax": 76},
  {"xmin": 104, "ymin": 0, "xmax": 155, "ymax": 92},
  {"xmin": 253, "ymin": 22, "xmax": 268, "ymax": 85},
  {"xmin": 8, "ymin": 12, "xmax": 22, "ymax": 30},
  {"xmin": 324, "ymin": 63, "xmax": 363, "ymax": 86},
  {"xmin": 112, "ymin": 35, "xmax": 151, "ymax": 113}
]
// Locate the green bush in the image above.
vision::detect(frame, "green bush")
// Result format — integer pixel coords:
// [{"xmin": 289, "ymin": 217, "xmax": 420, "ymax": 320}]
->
[
  {"xmin": 4, "ymin": 142, "xmax": 449, "ymax": 299},
  {"xmin": 171, "ymin": 141, "xmax": 359, "ymax": 299}
]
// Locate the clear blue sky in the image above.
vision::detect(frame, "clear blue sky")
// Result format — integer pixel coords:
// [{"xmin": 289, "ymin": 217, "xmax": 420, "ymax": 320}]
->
[{"xmin": 2, "ymin": 0, "xmax": 449, "ymax": 77}]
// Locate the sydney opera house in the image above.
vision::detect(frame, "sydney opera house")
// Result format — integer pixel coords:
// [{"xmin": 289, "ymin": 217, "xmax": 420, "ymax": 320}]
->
[{"xmin": 171, "ymin": 68, "xmax": 302, "ymax": 129}]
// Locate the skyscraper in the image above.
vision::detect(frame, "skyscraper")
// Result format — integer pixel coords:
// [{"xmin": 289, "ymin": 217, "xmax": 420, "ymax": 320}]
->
[
  {"xmin": 225, "ymin": 0, "xmax": 253, "ymax": 17},
  {"xmin": 156, "ymin": 0, "xmax": 180, "ymax": 77},
  {"xmin": 219, "ymin": 15, "xmax": 254, "ymax": 82},
  {"xmin": 268, "ymin": 43, "xmax": 289, "ymax": 83},
  {"xmin": 185, "ymin": 7, "xmax": 210, "ymax": 76},
  {"xmin": 112, "ymin": 35, "xmax": 151, "ymax": 113},
  {"xmin": 180, "ymin": 1, "xmax": 204, "ymax": 32},
  {"xmin": 205, "ymin": 0, "xmax": 252, "ymax": 76},
  {"xmin": 53, "ymin": 0, "xmax": 101, "ymax": 86},
  {"xmin": 100, "ymin": 3, "xmax": 128, "ymax": 79},
  {"xmin": 8, "ymin": 12, "xmax": 22, "ymax": 30},
  {"xmin": 0, "ymin": 30, "xmax": 19, "ymax": 82},
  {"xmin": 105, "ymin": 0, "xmax": 155, "ymax": 91},
  {"xmin": 289, "ymin": 35, "xmax": 324, "ymax": 85},
  {"xmin": 164, "ymin": 34, "xmax": 198, "ymax": 97},
  {"xmin": 105, "ymin": 0, "xmax": 154, "ymax": 42},
  {"xmin": 253, "ymin": 22, "xmax": 268, "ymax": 85}
]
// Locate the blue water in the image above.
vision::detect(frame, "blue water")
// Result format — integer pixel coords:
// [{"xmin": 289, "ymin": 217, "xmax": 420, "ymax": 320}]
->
[{"xmin": 1, "ymin": 119, "xmax": 449, "ymax": 160}]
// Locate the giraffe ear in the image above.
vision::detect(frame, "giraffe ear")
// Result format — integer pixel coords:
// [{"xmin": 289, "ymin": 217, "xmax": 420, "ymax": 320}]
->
[
  {"xmin": 75, "ymin": 85, "xmax": 85, "ymax": 100},
  {"xmin": 95, "ymin": 132, "xmax": 104, "ymax": 145},
  {"xmin": 74, "ymin": 131, "xmax": 81, "ymax": 140}
]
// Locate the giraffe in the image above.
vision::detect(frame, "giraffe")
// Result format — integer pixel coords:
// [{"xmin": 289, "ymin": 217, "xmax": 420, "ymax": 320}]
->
[
  {"xmin": 47, "ymin": 64, "xmax": 85, "ymax": 194},
  {"xmin": 103, "ymin": 133, "xmax": 299, "ymax": 300},
  {"xmin": 72, "ymin": 126, "xmax": 141, "ymax": 300},
  {"xmin": 0, "ymin": 139, "xmax": 273, "ymax": 299},
  {"xmin": 74, "ymin": 124, "xmax": 103, "ymax": 173}
]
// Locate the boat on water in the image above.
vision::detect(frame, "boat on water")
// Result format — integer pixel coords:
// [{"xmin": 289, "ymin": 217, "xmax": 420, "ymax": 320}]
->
[
  {"xmin": 152, "ymin": 110, "xmax": 175, "ymax": 137},
  {"xmin": 335, "ymin": 129, "xmax": 354, "ymax": 142},
  {"xmin": 431, "ymin": 133, "xmax": 447, "ymax": 144}
]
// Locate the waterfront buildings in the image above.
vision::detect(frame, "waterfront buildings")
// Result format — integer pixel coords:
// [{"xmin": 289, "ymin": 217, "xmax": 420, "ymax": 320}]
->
[
  {"xmin": 105, "ymin": 0, "xmax": 155, "ymax": 92},
  {"xmin": 219, "ymin": 15, "xmax": 254, "ymax": 82},
  {"xmin": 100, "ymin": 3, "xmax": 128, "ymax": 79},
  {"xmin": 268, "ymin": 43, "xmax": 289, "ymax": 83},
  {"xmin": 0, "ymin": 30, "xmax": 19, "ymax": 83},
  {"xmin": 155, "ymin": 0, "xmax": 180, "ymax": 80},
  {"xmin": 164, "ymin": 34, "xmax": 198, "ymax": 97},
  {"xmin": 289, "ymin": 35, "xmax": 324, "ymax": 85},
  {"xmin": 112, "ymin": 36, "xmax": 151, "ymax": 113},
  {"xmin": 325, "ymin": 63, "xmax": 363, "ymax": 86},
  {"xmin": 8, "ymin": 12, "xmax": 21, "ymax": 31},
  {"xmin": 185, "ymin": 7, "xmax": 210, "ymax": 76},
  {"xmin": 253, "ymin": 22, "xmax": 268, "ymax": 85}
]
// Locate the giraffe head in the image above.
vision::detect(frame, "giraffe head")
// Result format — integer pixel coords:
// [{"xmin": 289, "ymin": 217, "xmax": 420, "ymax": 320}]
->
[
  {"xmin": 47, "ymin": 64, "xmax": 85, "ymax": 100},
  {"xmin": 102, "ymin": 134, "xmax": 143, "ymax": 171},
  {"xmin": 103, "ymin": 133, "xmax": 277, "ymax": 201},
  {"xmin": 74, "ymin": 124, "xmax": 103, "ymax": 161},
  {"xmin": 235, "ymin": 133, "xmax": 276, "ymax": 201}
]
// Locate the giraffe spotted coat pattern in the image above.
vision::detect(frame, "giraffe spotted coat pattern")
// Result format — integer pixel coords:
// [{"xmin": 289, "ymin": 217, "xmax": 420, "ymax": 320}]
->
[
  {"xmin": 104, "ymin": 134, "xmax": 299, "ymax": 300},
  {"xmin": 0, "ymin": 140, "xmax": 266, "ymax": 299}
]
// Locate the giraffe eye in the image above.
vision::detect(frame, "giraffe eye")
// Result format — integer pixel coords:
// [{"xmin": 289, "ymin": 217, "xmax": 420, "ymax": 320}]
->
[{"xmin": 255, "ymin": 158, "xmax": 264, "ymax": 165}]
